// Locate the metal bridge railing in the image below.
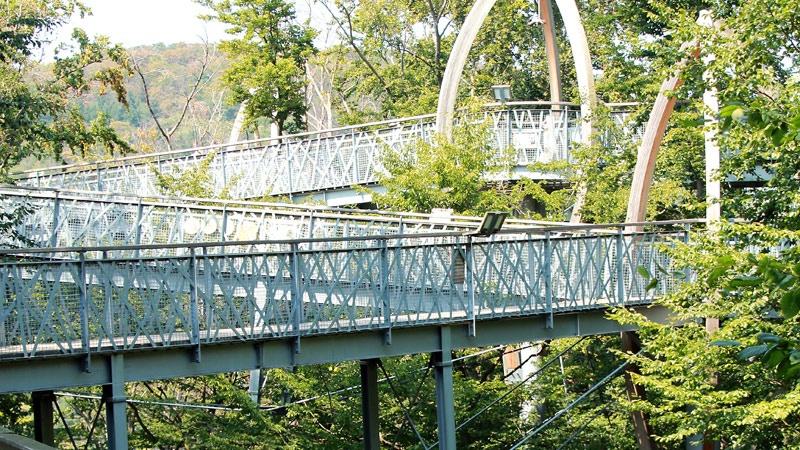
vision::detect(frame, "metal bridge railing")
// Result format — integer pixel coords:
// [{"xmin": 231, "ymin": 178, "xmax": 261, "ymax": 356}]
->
[
  {"xmin": 12, "ymin": 104, "xmax": 635, "ymax": 199},
  {"xmin": 0, "ymin": 186, "xmax": 561, "ymax": 256},
  {"xmin": 0, "ymin": 220, "xmax": 694, "ymax": 361}
]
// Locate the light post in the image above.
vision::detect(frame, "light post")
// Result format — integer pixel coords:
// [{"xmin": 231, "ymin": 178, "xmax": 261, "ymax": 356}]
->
[{"xmin": 491, "ymin": 84, "xmax": 513, "ymax": 149}]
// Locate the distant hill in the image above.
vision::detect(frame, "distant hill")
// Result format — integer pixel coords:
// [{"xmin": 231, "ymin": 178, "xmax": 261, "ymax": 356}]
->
[{"xmin": 79, "ymin": 42, "xmax": 239, "ymax": 153}]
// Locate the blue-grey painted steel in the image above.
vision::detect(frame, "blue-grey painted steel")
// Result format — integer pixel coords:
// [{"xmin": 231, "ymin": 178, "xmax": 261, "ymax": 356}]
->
[
  {"xmin": 103, "ymin": 354, "xmax": 127, "ymax": 450},
  {"xmin": 0, "ymin": 306, "xmax": 672, "ymax": 395},
  {"xmin": 434, "ymin": 327, "xmax": 456, "ymax": 450},
  {"xmin": 0, "ymin": 224, "xmax": 682, "ymax": 362},
  {"xmin": 0, "ymin": 186, "xmax": 555, "ymax": 256},
  {"xmin": 12, "ymin": 106, "xmax": 635, "ymax": 201}
]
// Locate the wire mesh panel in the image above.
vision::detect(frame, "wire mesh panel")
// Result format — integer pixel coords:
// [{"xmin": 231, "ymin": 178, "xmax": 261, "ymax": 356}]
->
[
  {"xmin": 14, "ymin": 106, "xmax": 625, "ymax": 199},
  {"xmin": 0, "ymin": 226, "xmax": 684, "ymax": 362}
]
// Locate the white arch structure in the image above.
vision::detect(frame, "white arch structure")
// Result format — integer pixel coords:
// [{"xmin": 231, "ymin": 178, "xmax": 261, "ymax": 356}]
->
[
  {"xmin": 435, "ymin": 0, "xmax": 596, "ymax": 223},
  {"xmin": 435, "ymin": 0, "xmax": 596, "ymax": 137}
]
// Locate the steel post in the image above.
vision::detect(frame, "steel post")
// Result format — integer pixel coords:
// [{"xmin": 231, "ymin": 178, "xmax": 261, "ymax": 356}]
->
[
  {"xmin": 103, "ymin": 354, "xmax": 128, "ymax": 450},
  {"xmin": 360, "ymin": 359, "xmax": 380, "ymax": 450},
  {"xmin": 31, "ymin": 391, "xmax": 55, "ymax": 446},
  {"xmin": 433, "ymin": 327, "xmax": 456, "ymax": 450}
]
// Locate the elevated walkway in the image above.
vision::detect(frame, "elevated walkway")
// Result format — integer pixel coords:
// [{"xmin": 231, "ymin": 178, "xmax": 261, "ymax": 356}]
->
[
  {"xmin": 12, "ymin": 104, "xmax": 634, "ymax": 205},
  {"xmin": 0, "ymin": 220, "xmax": 691, "ymax": 371},
  {"xmin": 0, "ymin": 186, "xmax": 560, "ymax": 256}
]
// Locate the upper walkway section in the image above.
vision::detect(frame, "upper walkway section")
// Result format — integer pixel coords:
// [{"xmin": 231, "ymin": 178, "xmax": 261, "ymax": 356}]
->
[
  {"xmin": 12, "ymin": 103, "xmax": 634, "ymax": 205},
  {"xmin": 0, "ymin": 186, "xmax": 559, "ymax": 256}
]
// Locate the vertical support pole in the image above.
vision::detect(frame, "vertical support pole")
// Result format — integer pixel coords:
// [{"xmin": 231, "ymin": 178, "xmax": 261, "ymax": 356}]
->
[
  {"xmin": 539, "ymin": 0, "xmax": 563, "ymax": 104},
  {"xmin": 104, "ymin": 354, "xmax": 128, "ymax": 450},
  {"xmin": 433, "ymin": 327, "xmax": 456, "ymax": 450},
  {"xmin": 360, "ymin": 359, "xmax": 380, "ymax": 450},
  {"xmin": 616, "ymin": 227, "xmax": 626, "ymax": 305},
  {"xmin": 544, "ymin": 231, "xmax": 553, "ymax": 328},
  {"xmin": 465, "ymin": 237, "xmax": 475, "ymax": 336},
  {"xmin": 32, "ymin": 391, "xmax": 55, "ymax": 446},
  {"xmin": 621, "ymin": 332, "xmax": 654, "ymax": 450},
  {"xmin": 78, "ymin": 252, "xmax": 91, "ymax": 372},
  {"xmin": 49, "ymin": 193, "xmax": 60, "ymax": 248},
  {"xmin": 189, "ymin": 248, "xmax": 201, "ymax": 363}
]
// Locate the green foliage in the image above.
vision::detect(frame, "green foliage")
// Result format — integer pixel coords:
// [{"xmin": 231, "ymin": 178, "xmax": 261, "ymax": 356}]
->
[
  {"xmin": 198, "ymin": 0, "xmax": 316, "ymax": 134},
  {"xmin": 152, "ymin": 152, "xmax": 238, "ymax": 199},
  {"xmin": 372, "ymin": 118, "xmax": 513, "ymax": 214},
  {"xmin": 0, "ymin": 0, "xmax": 132, "ymax": 180}
]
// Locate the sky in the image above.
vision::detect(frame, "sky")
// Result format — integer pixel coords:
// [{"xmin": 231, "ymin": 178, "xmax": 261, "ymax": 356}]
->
[{"xmin": 47, "ymin": 0, "xmax": 333, "ymax": 57}]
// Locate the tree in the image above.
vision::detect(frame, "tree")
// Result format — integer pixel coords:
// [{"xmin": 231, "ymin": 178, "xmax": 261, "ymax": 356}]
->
[
  {"xmin": 132, "ymin": 39, "xmax": 217, "ymax": 151},
  {"xmin": 198, "ymin": 0, "xmax": 316, "ymax": 134},
  {"xmin": 0, "ymin": 0, "xmax": 132, "ymax": 180}
]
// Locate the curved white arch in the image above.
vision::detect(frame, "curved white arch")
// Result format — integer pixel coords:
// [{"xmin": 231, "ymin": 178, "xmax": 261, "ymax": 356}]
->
[{"xmin": 434, "ymin": 0, "xmax": 596, "ymax": 138}]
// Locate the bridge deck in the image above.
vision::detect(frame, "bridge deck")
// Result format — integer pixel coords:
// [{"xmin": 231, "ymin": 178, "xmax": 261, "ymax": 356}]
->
[
  {"xmin": 0, "ymin": 223, "xmax": 687, "ymax": 365},
  {"xmin": 12, "ymin": 105, "xmax": 635, "ymax": 203}
]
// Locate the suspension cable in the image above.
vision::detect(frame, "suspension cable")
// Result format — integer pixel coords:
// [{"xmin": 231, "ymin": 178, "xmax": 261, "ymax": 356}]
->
[
  {"xmin": 378, "ymin": 360, "xmax": 430, "ymax": 449},
  {"xmin": 56, "ymin": 344, "xmax": 513, "ymax": 414},
  {"xmin": 508, "ymin": 358, "xmax": 633, "ymax": 450},
  {"xmin": 553, "ymin": 406, "xmax": 609, "ymax": 450},
  {"xmin": 424, "ymin": 337, "xmax": 587, "ymax": 450}
]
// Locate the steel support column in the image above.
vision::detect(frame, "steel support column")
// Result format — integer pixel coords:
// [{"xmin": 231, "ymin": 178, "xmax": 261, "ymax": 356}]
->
[
  {"xmin": 360, "ymin": 359, "xmax": 380, "ymax": 450},
  {"xmin": 31, "ymin": 390, "xmax": 55, "ymax": 446},
  {"xmin": 103, "ymin": 354, "xmax": 128, "ymax": 450},
  {"xmin": 433, "ymin": 327, "xmax": 456, "ymax": 450}
]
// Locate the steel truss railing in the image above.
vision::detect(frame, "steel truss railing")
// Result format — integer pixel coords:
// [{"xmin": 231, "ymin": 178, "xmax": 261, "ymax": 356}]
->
[
  {"xmin": 0, "ymin": 186, "xmax": 561, "ymax": 257},
  {"xmin": 12, "ymin": 104, "xmax": 634, "ymax": 199},
  {"xmin": 0, "ymin": 221, "xmax": 695, "ymax": 362}
]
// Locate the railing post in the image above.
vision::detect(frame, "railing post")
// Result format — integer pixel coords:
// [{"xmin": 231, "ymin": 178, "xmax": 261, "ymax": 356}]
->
[
  {"xmin": 286, "ymin": 143, "xmax": 294, "ymax": 199},
  {"xmin": 544, "ymin": 231, "xmax": 553, "ymax": 328},
  {"xmin": 380, "ymin": 240, "xmax": 391, "ymax": 331},
  {"xmin": 102, "ymin": 250, "xmax": 113, "ymax": 349},
  {"xmin": 506, "ymin": 108, "xmax": 513, "ymax": 150},
  {"xmin": 134, "ymin": 199, "xmax": 143, "ymax": 259},
  {"xmin": 96, "ymin": 163, "xmax": 104, "ymax": 191},
  {"xmin": 616, "ymin": 227, "xmax": 626, "ymax": 305},
  {"xmin": 49, "ymin": 192, "xmax": 60, "ymax": 248},
  {"xmin": 352, "ymin": 132, "xmax": 359, "ymax": 184},
  {"xmin": 290, "ymin": 243, "xmax": 302, "ymax": 352},
  {"xmin": 189, "ymin": 248, "xmax": 201, "ymax": 362},
  {"xmin": 220, "ymin": 206, "xmax": 228, "ymax": 255},
  {"xmin": 526, "ymin": 234, "xmax": 537, "ymax": 312},
  {"xmin": 78, "ymin": 252, "xmax": 91, "ymax": 372},
  {"xmin": 465, "ymin": 237, "xmax": 475, "ymax": 336},
  {"xmin": 221, "ymin": 150, "xmax": 227, "ymax": 186}
]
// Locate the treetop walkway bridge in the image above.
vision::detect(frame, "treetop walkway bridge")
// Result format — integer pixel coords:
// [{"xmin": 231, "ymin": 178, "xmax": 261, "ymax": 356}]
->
[
  {"xmin": 11, "ymin": 103, "xmax": 635, "ymax": 205},
  {"xmin": 0, "ymin": 185, "xmax": 562, "ymax": 256}
]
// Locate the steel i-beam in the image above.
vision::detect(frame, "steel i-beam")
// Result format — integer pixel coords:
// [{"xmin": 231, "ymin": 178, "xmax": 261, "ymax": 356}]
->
[
  {"xmin": 31, "ymin": 390, "xmax": 55, "ymax": 446},
  {"xmin": 360, "ymin": 359, "xmax": 380, "ymax": 450},
  {"xmin": 103, "ymin": 354, "xmax": 128, "ymax": 450},
  {"xmin": 433, "ymin": 327, "xmax": 456, "ymax": 450}
]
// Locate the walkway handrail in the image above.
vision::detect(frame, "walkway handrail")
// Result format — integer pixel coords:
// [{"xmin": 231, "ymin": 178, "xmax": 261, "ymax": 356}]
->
[
  {"xmin": 12, "ymin": 101, "xmax": 637, "ymax": 179},
  {"xmin": 0, "ymin": 184, "xmax": 563, "ymax": 228},
  {"xmin": 0, "ymin": 219, "xmax": 702, "ymax": 257}
]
